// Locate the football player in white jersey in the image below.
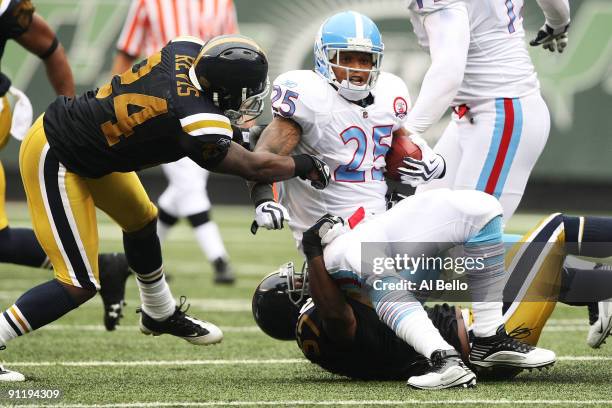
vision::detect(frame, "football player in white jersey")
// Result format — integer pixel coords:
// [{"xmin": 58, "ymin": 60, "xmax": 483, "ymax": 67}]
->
[
  {"xmin": 401, "ymin": 0, "xmax": 570, "ymax": 221},
  {"xmin": 250, "ymin": 11, "xmax": 555, "ymax": 389}
]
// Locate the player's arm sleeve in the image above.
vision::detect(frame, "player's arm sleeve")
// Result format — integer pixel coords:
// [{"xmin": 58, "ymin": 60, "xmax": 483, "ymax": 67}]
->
[
  {"xmin": 0, "ymin": 0, "xmax": 34, "ymax": 39},
  {"xmin": 115, "ymin": 0, "xmax": 147, "ymax": 58},
  {"xmin": 404, "ymin": 2, "xmax": 470, "ymax": 135},
  {"xmin": 535, "ymin": 0, "xmax": 570, "ymax": 29},
  {"xmin": 180, "ymin": 111, "xmax": 234, "ymax": 150}
]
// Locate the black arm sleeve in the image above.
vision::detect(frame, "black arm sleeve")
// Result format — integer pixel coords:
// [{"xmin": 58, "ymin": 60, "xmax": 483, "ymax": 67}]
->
[{"xmin": 0, "ymin": 0, "xmax": 34, "ymax": 39}]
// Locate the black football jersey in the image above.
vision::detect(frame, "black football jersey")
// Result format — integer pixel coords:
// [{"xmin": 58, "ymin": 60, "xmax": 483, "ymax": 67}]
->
[
  {"xmin": 296, "ymin": 299, "xmax": 462, "ymax": 380},
  {"xmin": 43, "ymin": 37, "xmax": 235, "ymax": 178},
  {"xmin": 0, "ymin": 0, "xmax": 35, "ymax": 96}
]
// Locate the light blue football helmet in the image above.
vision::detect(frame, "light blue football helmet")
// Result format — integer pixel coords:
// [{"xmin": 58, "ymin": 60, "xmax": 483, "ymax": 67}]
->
[{"xmin": 314, "ymin": 11, "xmax": 384, "ymax": 101}]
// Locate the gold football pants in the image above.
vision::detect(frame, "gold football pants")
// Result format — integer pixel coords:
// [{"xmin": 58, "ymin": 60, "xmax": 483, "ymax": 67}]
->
[
  {"xmin": 19, "ymin": 115, "xmax": 158, "ymax": 290},
  {"xmin": 0, "ymin": 94, "xmax": 13, "ymax": 230},
  {"xmin": 465, "ymin": 213, "xmax": 566, "ymax": 345}
]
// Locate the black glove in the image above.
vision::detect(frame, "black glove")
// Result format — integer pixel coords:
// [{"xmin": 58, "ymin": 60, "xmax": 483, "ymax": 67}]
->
[
  {"xmin": 302, "ymin": 214, "xmax": 344, "ymax": 260},
  {"xmin": 293, "ymin": 154, "xmax": 331, "ymax": 190},
  {"xmin": 385, "ymin": 191, "xmax": 408, "ymax": 210}
]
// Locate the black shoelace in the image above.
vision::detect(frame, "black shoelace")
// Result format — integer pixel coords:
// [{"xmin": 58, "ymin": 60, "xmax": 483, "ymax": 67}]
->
[
  {"xmin": 169, "ymin": 296, "xmax": 204, "ymax": 332},
  {"xmin": 507, "ymin": 323, "xmax": 533, "ymax": 340}
]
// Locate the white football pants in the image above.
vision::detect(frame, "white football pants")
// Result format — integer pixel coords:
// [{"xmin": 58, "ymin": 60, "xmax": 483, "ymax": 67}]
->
[
  {"xmin": 158, "ymin": 158, "xmax": 211, "ymax": 217},
  {"xmin": 417, "ymin": 92, "xmax": 550, "ymax": 221}
]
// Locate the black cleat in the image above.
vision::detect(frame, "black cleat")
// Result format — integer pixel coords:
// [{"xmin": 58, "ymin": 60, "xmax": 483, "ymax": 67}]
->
[
  {"xmin": 138, "ymin": 296, "xmax": 223, "ymax": 345},
  {"xmin": 213, "ymin": 257, "xmax": 235, "ymax": 285},
  {"xmin": 98, "ymin": 253, "xmax": 132, "ymax": 331},
  {"xmin": 470, "ymin": 325, "xmax": 556, "ymax": 370},
  {"xmin": 407, "ymin": 349, "xmax": 476, "ymax": 390}
]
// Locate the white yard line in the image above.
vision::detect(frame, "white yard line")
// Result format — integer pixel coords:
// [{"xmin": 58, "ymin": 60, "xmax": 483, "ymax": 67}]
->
[
  {"xmin": 5, "ymin": 356, "xmax": 612, "ymax": 368},
  {"xmin": 41, "ymin": 324, "xmax": 260, "ymax": 333},
  {"xmin": 5, "ymin": 359, "xmax": 305, "ymax": 367},
  {"xmin": 39, "ymin": 323, "xmax": 587, "ymax": 333},
  {"xmin": 0, "ymin": 295, "xmax": 252, "ymax": 312},
  {"xmin": 17, "ymin": 399, "xmax": 612, "ymax": 408}
]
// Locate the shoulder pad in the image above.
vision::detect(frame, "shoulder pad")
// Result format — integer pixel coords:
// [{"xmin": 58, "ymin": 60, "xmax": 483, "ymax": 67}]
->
[
  {"xmin": 373, "ymin": 72, "xmax": 411, "ymax": 118},
  {"xmin": 407, "ymin": 0, "xmax": 461, "ymax": 15},
  {"xmin": 271, "ymin": 70, "xmax": 331, "ymax": 131}
]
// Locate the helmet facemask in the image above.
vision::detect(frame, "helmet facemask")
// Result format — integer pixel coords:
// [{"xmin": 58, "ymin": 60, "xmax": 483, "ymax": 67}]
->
[
  {"xmin": 277, "ymin": 261, "xmax": 309, "ymax": 308},
  {"xmin": 313, "ymin": 11, "xmax": 384, "ymax": 101},
  {"xmin": 219, "ymin": 78, "xmax": 270, "ymax": 126},
  {"xmin": 326, "ymin": 47, "xmax": 382, "ymax": 101}
]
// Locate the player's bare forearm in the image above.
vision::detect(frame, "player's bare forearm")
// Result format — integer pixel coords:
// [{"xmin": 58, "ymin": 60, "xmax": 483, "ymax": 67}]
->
[
  {"xmin": 254, "ymin": 116, "xmax": 302, "ymax": 155},
  {"xmin": 111, "ymin": 52, "xmax": 137, "ymax": 76},
  {"xmin": 214, "ymin": 141, "xmax": 297, "ymax": 183},
  {"xmin": 16, "ymin": 15, "xmax": 75, "ymax": 96},
  {"xmin": 307, "ymin": 255, "xmax": 357, "ymax": 342}
]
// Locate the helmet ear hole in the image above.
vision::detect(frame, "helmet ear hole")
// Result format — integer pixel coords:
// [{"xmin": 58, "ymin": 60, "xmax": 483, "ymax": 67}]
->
[{"xmin": 252, "ymin": 264, "xmax": 308, "ymax": 341}]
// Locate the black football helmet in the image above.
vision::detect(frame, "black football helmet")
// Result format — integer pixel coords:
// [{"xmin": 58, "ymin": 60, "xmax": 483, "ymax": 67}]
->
[
  {"xmin": 189, "ymin": 34, "xmax": 269, "ymax": 125},
  {"xmin": 252, "ymin": 262, "xmax": 310, "ymax": 341}
]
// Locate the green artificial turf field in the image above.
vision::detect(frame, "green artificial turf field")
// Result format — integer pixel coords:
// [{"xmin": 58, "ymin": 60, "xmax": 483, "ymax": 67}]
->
[{"xmin": 1, "ymin": 204, "xmax": 611, "ymax": 407}]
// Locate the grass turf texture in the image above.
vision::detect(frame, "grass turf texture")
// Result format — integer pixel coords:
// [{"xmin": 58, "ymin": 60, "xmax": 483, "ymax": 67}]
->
[{"xmin": 0, "ymin": 203, "xmax": 611, "ymax": 407}]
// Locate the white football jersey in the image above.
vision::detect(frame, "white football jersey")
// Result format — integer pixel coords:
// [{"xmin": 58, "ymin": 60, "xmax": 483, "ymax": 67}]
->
[
  {"xmin": 271, "ymin": 70, "xmax": 410, "ymax": 243},
  {"xmin": 407, "ymin": 0, "xmax": 539, "ymax": 104}
]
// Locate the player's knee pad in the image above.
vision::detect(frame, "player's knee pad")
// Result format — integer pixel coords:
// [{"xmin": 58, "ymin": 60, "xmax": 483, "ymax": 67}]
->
[
  {"xmin": 187, "ymin": 210, "xmax": 210, "ymax": 227},
  {"xmin": 437, "ymin": 189, "xmax": 504, "ymax": 227}
]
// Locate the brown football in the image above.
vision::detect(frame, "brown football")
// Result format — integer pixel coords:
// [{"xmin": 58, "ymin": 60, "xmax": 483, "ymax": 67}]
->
[{"xmin": 385, "ymin": 133, "xmax": 422, "ymax": 181}]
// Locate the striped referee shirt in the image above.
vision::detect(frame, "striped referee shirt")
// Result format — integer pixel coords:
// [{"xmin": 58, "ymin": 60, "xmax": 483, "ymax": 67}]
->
[{"xmin": 116, "ymin": 0, "xmax": 238, "ymax": 58}]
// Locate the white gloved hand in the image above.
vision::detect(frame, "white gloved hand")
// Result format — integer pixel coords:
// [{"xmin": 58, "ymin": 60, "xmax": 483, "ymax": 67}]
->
[
  {"xmin": 8, "ymin": 87, "xmax": 33, "ymax": 141},
  {"xmin": 397, "ymin": 134, "xmax": 446, "ymax": 187},
  {"xmin": 251, "ymin": 201, "xmax": 291, "ymax": 234}
]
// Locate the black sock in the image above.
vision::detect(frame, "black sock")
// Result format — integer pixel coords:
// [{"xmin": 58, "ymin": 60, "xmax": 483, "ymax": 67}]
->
[
  {"xmin": 123, "ymin": 219, "xmax": 163, "ymax": 276},
  {"xmin": 559, "ymin": 266, "xmax": 612, "ymax": 305},
  {"xmin": 0, "ymin": 280, "xmax": 79, "ymax": 343},
  {"xmin": 563, "ymin": 216, "xmax": 612, "ymax": 257},
  {"xmin": 0, "ymin": 227, "xmax": 47, "ymax": 268}
]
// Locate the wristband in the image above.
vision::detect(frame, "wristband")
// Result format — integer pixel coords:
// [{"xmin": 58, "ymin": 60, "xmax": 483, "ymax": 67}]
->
[
  {"xmin": 302, "ymin": 233, "xmax": 323, "ymax": 260},
  {"xmin": 292, "ymin": 154, "xmax": 312, "ymax": 177},
  {"xmin": 249, "ymin": 182, "xmax": 275, "ymax": 207}
]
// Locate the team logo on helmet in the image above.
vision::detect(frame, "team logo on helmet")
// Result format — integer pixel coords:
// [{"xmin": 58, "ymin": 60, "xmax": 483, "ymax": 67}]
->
[{"xmin": 393, "ymin": 97, "xmax": 408, "ymax": 119}]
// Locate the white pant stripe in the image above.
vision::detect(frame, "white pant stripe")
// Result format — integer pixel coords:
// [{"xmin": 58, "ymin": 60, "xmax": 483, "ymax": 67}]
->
[
  {"xmin": 57, "ymin": 164, "xmax": 99, "ymax": 290},
  {"xmin": 38, "ymin": 144, "xmax": 81, "ymax": 288}
]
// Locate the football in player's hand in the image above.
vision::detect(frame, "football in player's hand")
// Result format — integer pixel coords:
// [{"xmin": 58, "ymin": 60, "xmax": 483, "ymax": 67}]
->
[{"xmin": 385, "ymin": 133, "xmax": 422, "ymax": 181}]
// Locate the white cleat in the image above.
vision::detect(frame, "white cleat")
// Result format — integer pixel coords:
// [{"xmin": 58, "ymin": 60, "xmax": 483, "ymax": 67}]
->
[
  {"xmin": 407, "ymin": 349, "xmax": 476, "ymax": 390},
  {"xmin": 587, "ymin": 300, "xmax": 612, "ymax": 349},
  {"xmin": 0, "ymin": 365, "xmax": 25, "ymax": 382},
  {"xmin": 470, "ymin": 325, "xmax": 556, "ymax": 370}
]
